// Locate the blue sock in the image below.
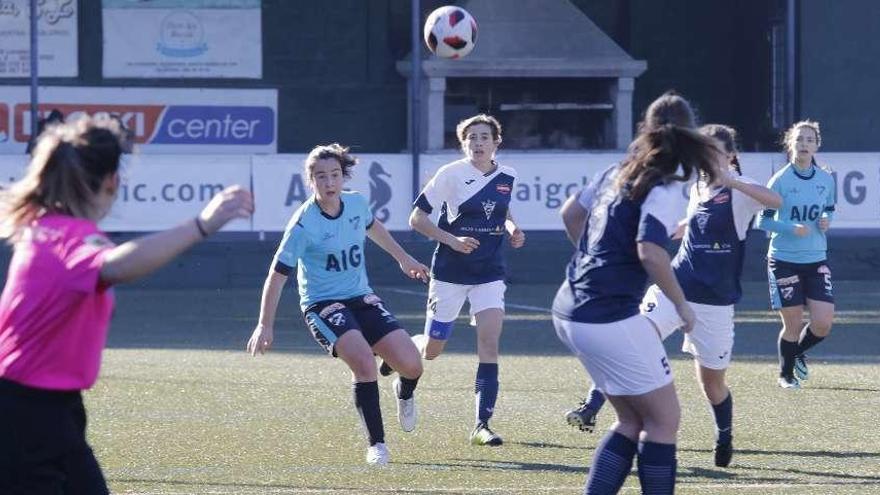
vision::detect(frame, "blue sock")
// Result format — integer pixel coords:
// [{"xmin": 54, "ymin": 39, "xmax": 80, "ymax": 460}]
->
[
  {"xmin": 586, "ymin": 384, "xmax": 606, "ymax": 412},
  {"xmin": 475, "ymin": 362, "xmax": 499, "ymax": 424},
  {"xmin": 353, "ymin": 381, "xmax": 384, "ymax": 445},
  {"xmin": 585, "ymin": 431, "xmax": 637, "ymax": 494},
  {"xmin": 712, "ymin": 392, "xmax": 733, "ymax": 444},
  {"xmin": 637, "ymin": 441, "xmax": 676, "ymax": 495}
]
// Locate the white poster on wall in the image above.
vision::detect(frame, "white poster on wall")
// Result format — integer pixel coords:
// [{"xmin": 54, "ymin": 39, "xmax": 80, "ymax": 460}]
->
[
  {"xmin": 0, "ymin": 0, "xmax": 78, "ymax": 77},
  {"xmin": 102, "ymin": 0, "xmax": 262, "ymax": 79},
  {"xmin": 0, "ymin": 86, "xmax": 277, "ymax": 154},
  {"xmin": 251, "ymin": 154, "xmax": 415, "ymax": 232},
  {"xmin": 102, "ymin": 155, "xmax": 252, "ymax": 231}
]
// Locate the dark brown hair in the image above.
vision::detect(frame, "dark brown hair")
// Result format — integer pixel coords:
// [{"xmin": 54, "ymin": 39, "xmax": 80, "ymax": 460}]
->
[
  {"xmin": 456, "ymin": 114, "xmax": 502, "ymax": 143},
  {"xmin": 637, "ymin": 91, "xmax": 697, "ymax": 133},
  {"xmin": 0, "ymin": 115, "xmax": 129, "ymax": 240},
  {"xmin": 700, "ymin": 124, "xmax": 741, "ymax": 175},
  {"xmin": 782, "ymin": 120, "xmax": 822, "ymax": 162},
  {"xmin": 304, "ymin": 143, "xmax": 358, "ymax": 179}
]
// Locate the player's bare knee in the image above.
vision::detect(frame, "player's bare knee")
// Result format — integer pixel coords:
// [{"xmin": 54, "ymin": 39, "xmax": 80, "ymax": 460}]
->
[
  {"xmin": 811, "ymin": 320, "xmax": 833, "ymax": 337},
  {"xmin": 397, "ymin": 357, "xmax": 423, "ymax": 378}
]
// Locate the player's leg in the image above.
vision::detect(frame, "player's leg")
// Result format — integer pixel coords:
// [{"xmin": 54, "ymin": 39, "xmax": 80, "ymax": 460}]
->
[
  {"xmin": 795, "ymin": 262, "xmax": 835, "ymax": 380},
  {"xmin": 373, "ymin": 329, "xmax": 423, "ymax": 433},
  {"xmin": 769, "ymin": 259, "xmax": 805, "ymax": 388},
  {"xmin": 627, "ymin": 383, "xmax": 681, "ymax": 495},
  {"xmin": 62, "ymin": 398, "xmax": 109, "ymax": 494},
  {"xmin": 695, "ymin": 363, "xmax": 733, "ymax": 467},
  {"xmin": 336, "ymin": 330, "xmax": 389, "ymax": 464},
  {"xmin": 586, "ymin": 393, "xmax": 641, "ymax": 494},
  {"xmin": 469, "ymin": 281, "xmax": 506, "ymax": 446},
  {"xmin": 418, "ymin": 280, "xmax": 468, "ymax": 360},
  {"xmin": 565, "ymin": 383, "xmax": 605, "ymax": 433}
]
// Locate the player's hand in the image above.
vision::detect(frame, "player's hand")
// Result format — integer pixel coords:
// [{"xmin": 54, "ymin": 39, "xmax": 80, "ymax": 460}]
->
[
  {"xmin": 509, "ymin": 228, "xmax": 525, "ymax": 248},
  {"xmin": 675, "ymin": 302, "xmax": 696, "ymax": 334},
  {"xmin": 818, "ymin": 217, "xmax": 830, "ymax": 232},
  {"xmin": 793, "ymin": 223, "xmax": 810, "ymax": 237},
  {"xmin": 450, "ymin": 236, "xmax": 479, "ymax": 254},
  {"xmin": 399, "ymin": 256, "xmax": 430, "ymax": 283},
  {"xmin": 199, "ymin": 185, "xmax": 255, "ymax": 235},
  {"xmin": 247, "ymin": 324, "xmax": 274, "ymax": 356}
]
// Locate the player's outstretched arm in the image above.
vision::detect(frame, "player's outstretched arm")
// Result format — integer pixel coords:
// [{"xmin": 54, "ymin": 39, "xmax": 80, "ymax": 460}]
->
[
  {"xmin": 247, "ymin": 269, "xmax": 287, "ymax": 356},
  {"xmin": 100, "ymin": 186, "xmax": 254, "ymax": 285},
  {"xmin": 366, "ymin": 219, "xmax": 429, "ymax": 282}
]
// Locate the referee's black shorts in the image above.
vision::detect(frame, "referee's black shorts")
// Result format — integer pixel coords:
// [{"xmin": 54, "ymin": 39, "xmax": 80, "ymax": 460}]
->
[{"xmin": 0, "ymin": 379, "xmax": 109, "ymax": 495}]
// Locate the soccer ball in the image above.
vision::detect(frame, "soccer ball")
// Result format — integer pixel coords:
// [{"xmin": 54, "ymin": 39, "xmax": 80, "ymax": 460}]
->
[{"xmin": 423, "ymin": 6, "xmax": 477, "ymax": 59}]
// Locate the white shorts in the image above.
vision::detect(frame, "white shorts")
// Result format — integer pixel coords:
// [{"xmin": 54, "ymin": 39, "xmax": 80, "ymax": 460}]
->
[
  {"xmin": 424, "ymin": 279, "xmax": 505, "ymax": 339},
  {"xmin": 640, "ymin": 284, "xmax": 735, "ymax": 370},
  {"xmin": 552, "ymin": 314, "xmax": 673, "ymax": 396}
]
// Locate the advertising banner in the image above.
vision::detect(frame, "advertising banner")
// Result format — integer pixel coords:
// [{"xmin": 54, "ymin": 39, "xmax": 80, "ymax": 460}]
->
[
  {"xmin": 0, "ymin": 86, "xmax": 277, "ymax": 154},
  {"xmin": 102, "ymin": 0, "xmax": 262, "ymax": 78},
  {"xmin": 0, "ymin": 0, "xmax": 78, "ymax": 77},
  {"xmin": 251, "ymin": 154, "xmax": 415, "ymax": 232}
]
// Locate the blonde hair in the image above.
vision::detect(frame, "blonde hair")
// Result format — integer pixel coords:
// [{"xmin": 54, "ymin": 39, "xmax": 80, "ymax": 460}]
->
[{"xmin": 0, "ymin": 115, "xmax": 128, "ymax": 241}]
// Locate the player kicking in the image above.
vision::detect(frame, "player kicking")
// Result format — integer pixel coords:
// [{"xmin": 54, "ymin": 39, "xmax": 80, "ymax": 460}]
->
[{"xmin": 247, "ymin": 144, "xmax": 429, "ymax": 466}]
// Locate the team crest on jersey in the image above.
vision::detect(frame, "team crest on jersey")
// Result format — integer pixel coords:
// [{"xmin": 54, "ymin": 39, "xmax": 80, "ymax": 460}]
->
[
  {"xmin": 349, "ymin": 215, "xmax": 361, "ymax": 230},
  {"xmin": 816, "ymin": 185, "xmax": 826, "ymax": 195},
  {"xmin": 496, "ymin": 183, "xmax": 511, "ymax": 194},
  {"xmin": 712, "ymin": 192, "xmax": 730, "ymax": 204},
  {"xmin": 695, "ymin": 212, "xmax": 710, "ymax": 234},
  {"xmin": 481, "ymin": 200, "xmax": 497, "ymax": 219}
]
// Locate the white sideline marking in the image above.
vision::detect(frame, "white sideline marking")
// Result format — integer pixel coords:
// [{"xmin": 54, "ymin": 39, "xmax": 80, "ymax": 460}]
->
[{"xmin": 379, "ymin": 287, "xmax": 550, "ymax": 313}]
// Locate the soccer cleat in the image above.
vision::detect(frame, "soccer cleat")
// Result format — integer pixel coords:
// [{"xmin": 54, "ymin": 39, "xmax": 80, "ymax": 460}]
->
[
  {"xmin": 379, "ymin": 359, "xmax": 394, "ymax": 377},
  {"xmin": 778, "ymin": 375, "xmax": 801, "ymax": 390},
  {"xmin": 714, "ymin": 439, "xmax": 733, "ymax": 467},
  {"xmin": 392, "ymin": 377, "xmax": 417, "ymax": 432},
  {"xmin": 366, "ymin": 442, "xmax": 390, "ymax": 466},
  {"xmin": 565, "ymin": 400, "xmax": 599, "ymax": 433},
  {"xmin": 470, "ymin": 423, "xmax": 503, "ymax": 446},
  {"xmin": 794, "ymin": 354, "xmax": 809, "ymax": 381}
]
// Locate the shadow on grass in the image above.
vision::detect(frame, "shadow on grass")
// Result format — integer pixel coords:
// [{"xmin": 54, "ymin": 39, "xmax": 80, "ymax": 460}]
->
[
  {"xmin": 680, "ymin": 447, "xmax": 880, "ymax": 460},
  {"xmin": 807, "ymin": 385, "xmax": 880, "ymax": 393}
]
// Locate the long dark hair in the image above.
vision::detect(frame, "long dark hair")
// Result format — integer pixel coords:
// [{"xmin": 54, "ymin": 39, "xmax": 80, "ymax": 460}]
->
[
  {"xmin": 617, "ymin": 92, "xmax": 720, "ymax": 201},
  {"xmin": 0, "ymin": 115, "xmax": 129, "ymax": 240}
]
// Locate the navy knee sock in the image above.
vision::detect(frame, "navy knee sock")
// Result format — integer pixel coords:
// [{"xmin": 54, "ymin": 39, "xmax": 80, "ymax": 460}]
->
[
  {"xmin": 712, "ymin": 392, "xmax": 733, "ymax": 444},
  {"xmin": 475, "ymin": 363, "xmax": 499, "ymax": 424},
  {"xmin": 778, "ymin": 333, "xmax": 799, "ymax": 377},
  {"xmin": 585, "ymin": 431, "xmax": 637, "ymax": 494},
  {"xmin": 353, "ymin": 381, "xmax": 384, "ymax": 445},
  {"xmin": 797, "ymin": 324, "xmax": 825, "ymax": 355},
  {"xmin": 637, "ymin": 441, "xmax": 677, "ymax": 495},
  {"xmin": 398, "ymin": 375, "xmax": 419, "ymax": 400},
  {"xmin": 586, "ymin": 384, "xmax": 606, "ymax": 412}
]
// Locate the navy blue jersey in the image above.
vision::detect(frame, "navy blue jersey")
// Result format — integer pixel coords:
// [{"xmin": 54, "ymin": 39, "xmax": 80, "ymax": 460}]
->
[
  {"xmin": 672, "ymin": 177, "xmax": 764, "ymax": 305},
  {"xmin": 414, "ymin": 159, "xmax": 517, "ymax": 285},
  {"xmin": 552, "ymin": 164, "xmax": 687, "ymax": 323}
]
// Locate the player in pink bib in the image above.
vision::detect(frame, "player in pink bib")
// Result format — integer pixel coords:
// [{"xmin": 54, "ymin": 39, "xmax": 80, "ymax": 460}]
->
[{"xmin": 0, "ymin": 115, "xmax": 253, "ymax": 494}]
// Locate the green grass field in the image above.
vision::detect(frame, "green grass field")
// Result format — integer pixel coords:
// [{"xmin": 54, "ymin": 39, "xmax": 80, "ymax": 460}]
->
[{"xmin": 90, "ymin": 281, "xmax": 880, "ymax": 494}]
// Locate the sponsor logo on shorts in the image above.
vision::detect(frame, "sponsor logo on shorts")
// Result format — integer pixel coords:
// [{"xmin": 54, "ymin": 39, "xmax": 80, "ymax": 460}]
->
[
  {"xmin": 775, "ymin": 275, "xmax": 799, "ymax": 286},
  {"xmin": 363, "ymin": 294, "xmax": 381, "ymax": 305},
  {"xmin": 319, "ymin": 302, "xmax": 345, "ymax": 318},
  {"xmin": 328, "ymin": 312, "xmax": 346, "ymax": 327},
  {"xmin": 817, "ymin": 265, "xmax": 831, "ymax": 274}
]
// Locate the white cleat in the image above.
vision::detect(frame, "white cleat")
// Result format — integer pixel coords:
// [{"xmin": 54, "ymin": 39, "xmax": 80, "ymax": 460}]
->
[
  {"xmin": 778, "ymin": 375, "xmax": 801, "ymax": 390},
  {"xmin": 393, "ymin": 377, "xmax": 418, "ymax": 432},
  {"xmin": 366, "ymin": 442, "xmax": 390, "ymax": 466}
]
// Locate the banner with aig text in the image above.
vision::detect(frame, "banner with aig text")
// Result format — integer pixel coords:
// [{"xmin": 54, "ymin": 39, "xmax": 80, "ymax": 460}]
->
[
  {"xmin": 102, "ymin": 0, "xmax": 262, "ymax": 78},
  {"xmin": 0, "ymin": 86, "xmax": 277, "ymax": 154},
  {"xmin": 0, "ymin": 0, "xmax": 78, "ymax": 77},
  {"xmin": 0, "ymin": 152, "xmax": 876, "ymax": 231}
]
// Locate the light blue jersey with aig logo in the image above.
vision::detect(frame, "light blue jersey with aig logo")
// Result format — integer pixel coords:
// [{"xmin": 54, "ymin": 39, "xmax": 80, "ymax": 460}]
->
[
  {"xmin": 273, "ymin": 191, "xmax": 375, "ymax": 310},
  {"xmin": 757, "ymin": 163, "xmax": 835, "ymax": 264}
]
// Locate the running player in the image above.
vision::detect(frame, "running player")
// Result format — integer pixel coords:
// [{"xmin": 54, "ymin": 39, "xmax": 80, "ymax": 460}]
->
[
  {"xmin": 553, "ymin": 92, "xmax": 722, "ymax": 494},
  {"xmin": 406, "ymin": 114, "xmax": 525, "ymax": 446},
  {"xmin": 246, "ymin": 143, "xmax": 429, "ymax": 466},
  {"xmin": 755, "ymin": 120, "xmax": 835, "ymax": 389},
  {"xmin": 0, "ymin": 115, "xmax": 254, "ymax": 493}
]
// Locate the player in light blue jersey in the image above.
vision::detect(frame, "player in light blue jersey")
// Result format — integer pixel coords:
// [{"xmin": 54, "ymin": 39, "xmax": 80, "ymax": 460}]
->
[
  {"xmin": 247, "ymin": 144, "xmax": 430, "ymax": 466},
  {"xmin": 406, "ymin": 114, "xmax": 525, "ymax": 447},
  {"xmin": 553, "ymin": 92, "xmax": 722, "ymax": 495},
  {"xmin": 756, "ymin": 121, "xmax": 836, "ymax": 390}
]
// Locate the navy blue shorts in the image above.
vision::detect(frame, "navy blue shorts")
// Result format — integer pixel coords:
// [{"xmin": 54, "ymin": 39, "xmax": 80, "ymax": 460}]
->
[
  {"xmin": 303, "ymin": 293, "xmax": 401, "ymax": 356},
  {"xmin": 768, "ymin": 258, "xmax": 834, "ymax": 310}
]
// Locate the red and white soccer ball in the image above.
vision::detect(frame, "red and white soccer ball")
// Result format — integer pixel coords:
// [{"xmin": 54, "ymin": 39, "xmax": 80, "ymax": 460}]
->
[{"xmin": 423, "ymin": 6, "xmax": 478, "ymax": 59}]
